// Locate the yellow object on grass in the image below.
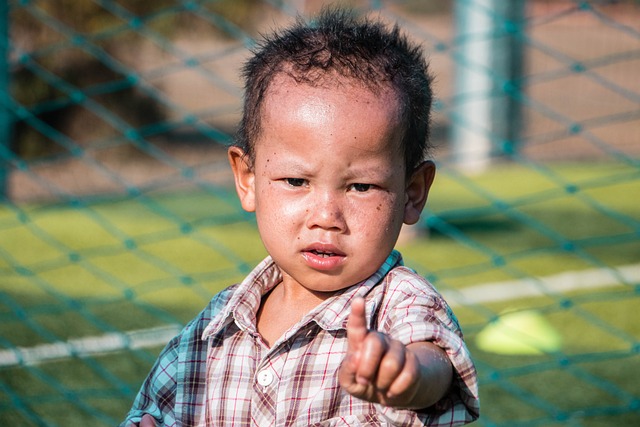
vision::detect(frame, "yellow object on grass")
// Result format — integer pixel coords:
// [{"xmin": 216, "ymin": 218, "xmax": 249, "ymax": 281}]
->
[{"xmin": 475, "ymin": 310, "xmax": 562, "ymax": 355}]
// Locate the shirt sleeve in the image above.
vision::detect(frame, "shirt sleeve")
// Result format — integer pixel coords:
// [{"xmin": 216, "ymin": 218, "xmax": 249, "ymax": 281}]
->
[
  {"xmin": 119, "ymin": 298, "xmax": 218, "ymax": 427},
  {"xmin": 120, "ymin": 288, "xmax": 232, "ymax": 427},
  {"xmin": 377, "ymin": 267, "xmax": 480, "ymax": 426},
  {"xmin": 119, "ymin": 333, "xmax": 181, "ymax": 427}
]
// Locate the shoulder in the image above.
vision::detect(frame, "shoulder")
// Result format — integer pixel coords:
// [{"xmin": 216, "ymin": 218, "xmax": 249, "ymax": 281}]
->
[
  {"xmin": 374, "ymin": 265, "xmax": 463, "ymax": 339},
  {"xmin": 379, "ymin": 265, "xmax": 451, "ymax": 313},
  {"xmin": 384, "ymin": 265, "xmax": 439, "ymax": 295},
  {"xmin": 202, "ymin": 284, "xmax": 238, "ymax": 321},
  {"xmin": 168, "ymin": 284, "xmax": 239, "ymax": 349}
]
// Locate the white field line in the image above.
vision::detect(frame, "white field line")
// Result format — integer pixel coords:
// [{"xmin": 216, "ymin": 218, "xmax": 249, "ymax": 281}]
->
[
  {"xmin": 1, "ymin": 263, "xmax": 639, "ymax": 368},
  {"xmin": 442, "ymin": 263, "xmax": 640, "ymax": 307},
  {"xmin": 0, "ymin": 324, "xmax": 181, "ymax": 367}
]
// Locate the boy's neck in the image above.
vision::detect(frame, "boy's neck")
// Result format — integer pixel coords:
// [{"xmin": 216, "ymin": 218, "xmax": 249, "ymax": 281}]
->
[{"xmin": 256, "ymin": 281, "xmax": 335, "ymax": 347}]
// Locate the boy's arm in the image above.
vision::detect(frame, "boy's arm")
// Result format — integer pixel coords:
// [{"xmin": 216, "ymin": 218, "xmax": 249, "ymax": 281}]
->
[
  {"xmin": 120, "ymin": 337, "xmax": 179, "ymax": 427},
  {"xmin": 121, "ymin": 290, "xmax": 226, "ymax": 427},
  {"xmin": 338, "ymin": 297, "xmax": 453, "ymax": 409}
]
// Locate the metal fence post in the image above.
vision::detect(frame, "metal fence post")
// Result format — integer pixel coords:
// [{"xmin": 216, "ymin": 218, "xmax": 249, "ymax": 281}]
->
[
  {"xmin": 452, "ymin": 0, "xmax": 525, "ymax": 173},
  {"xmin": 0, "ymin": 0, "xmax": 9, "ymax": 198}
]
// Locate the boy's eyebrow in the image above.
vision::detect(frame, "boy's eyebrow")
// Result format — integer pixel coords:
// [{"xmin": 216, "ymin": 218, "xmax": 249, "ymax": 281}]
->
[
  {"xmin": 264, "ymin": 153, "xmax": 394, "ymax": 177},
  {"xmin": 344, "ymin": 166, "xmax": 397, "ymax": 181},
  {"xmin": 261, "ymin": 156, "xmax": 311, "ymax": 173}
]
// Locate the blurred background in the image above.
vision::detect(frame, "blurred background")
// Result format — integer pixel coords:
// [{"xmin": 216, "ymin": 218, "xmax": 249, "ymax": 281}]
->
[{"xmin": 1, "ymin": 0, "xmax": 639, "ymax": 425}]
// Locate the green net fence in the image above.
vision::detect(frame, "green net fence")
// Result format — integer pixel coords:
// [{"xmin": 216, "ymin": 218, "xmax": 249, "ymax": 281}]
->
[{"xmin": 1, "ymin": 0, "xmax": 639, "ymax": 425}]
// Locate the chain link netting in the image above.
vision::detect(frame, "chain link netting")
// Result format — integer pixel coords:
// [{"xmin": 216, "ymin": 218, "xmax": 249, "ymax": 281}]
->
[{"xmin": 1, "ymin": 0, "xmax": 639, "ymax": 426}]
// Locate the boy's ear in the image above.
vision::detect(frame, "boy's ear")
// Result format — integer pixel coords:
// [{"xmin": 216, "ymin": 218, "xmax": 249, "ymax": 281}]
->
[
  {"xmin": 403, "ymin": 160, "xmax": 436, "ymax": 225},
  {"xmin": 228, "ymin": 146, "xmax": 256, "ymax": 212}
]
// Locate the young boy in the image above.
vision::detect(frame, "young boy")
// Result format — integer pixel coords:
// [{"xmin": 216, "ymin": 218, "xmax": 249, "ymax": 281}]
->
[{"xmin": 122, "ymin": 8, "xmax": 479, "ymax": 427}]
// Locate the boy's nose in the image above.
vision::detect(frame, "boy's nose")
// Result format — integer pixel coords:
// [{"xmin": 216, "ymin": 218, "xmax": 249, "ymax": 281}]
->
[{"xmin": 306, "ymin": 192, "xmax": 347, "ymax": 232}]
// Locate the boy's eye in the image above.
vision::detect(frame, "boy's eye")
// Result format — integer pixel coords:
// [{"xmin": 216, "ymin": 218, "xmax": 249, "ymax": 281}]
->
[
  {"xmin": 350, "ymin": 183, "xmax": 372, "ymax": 192},
  {"xmin": 285, "ymin": 178, "xmax": 307, "ymax": 187}
]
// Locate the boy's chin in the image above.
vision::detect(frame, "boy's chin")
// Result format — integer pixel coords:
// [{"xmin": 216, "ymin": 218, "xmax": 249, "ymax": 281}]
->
[{"xmin": 280, "ymin": 270, "xmax": 364, "ymax": 296}]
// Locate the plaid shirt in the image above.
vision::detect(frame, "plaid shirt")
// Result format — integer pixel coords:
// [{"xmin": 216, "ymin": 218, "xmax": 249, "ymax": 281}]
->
[{"xmin": 121, "ymin": 250, "xmax": 479, "ymax": 426}]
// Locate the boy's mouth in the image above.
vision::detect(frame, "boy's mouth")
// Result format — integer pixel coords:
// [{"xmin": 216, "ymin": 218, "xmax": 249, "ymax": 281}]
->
[
  {"xmin": 302, "ymin": 245, "xmax": 346, "ymax": 270},
  {"xmin": 302, "ymin": 244, "xmax": 346, "ymax": 266},
  {"xmin": 310, "ymin": 249, "xmax": 338, "ymax": 258},
  {"xmin": 303, "ymin": 244, "xmax": 345, "ymax": 257}
]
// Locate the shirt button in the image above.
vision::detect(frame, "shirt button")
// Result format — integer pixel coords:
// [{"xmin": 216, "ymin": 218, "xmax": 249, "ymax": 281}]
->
[{"xmin": 257, "ymin": 369, "xmax": 274, "ymax": 386}]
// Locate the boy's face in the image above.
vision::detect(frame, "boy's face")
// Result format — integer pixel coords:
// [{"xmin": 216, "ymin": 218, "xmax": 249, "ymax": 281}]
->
[{"xmin": 230, "ymin": 76, "xmax": 434, "ymax": 296}]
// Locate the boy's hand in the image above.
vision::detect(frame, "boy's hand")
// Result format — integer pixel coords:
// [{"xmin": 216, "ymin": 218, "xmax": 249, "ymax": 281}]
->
[
  {"xmin": 338, "ymin": 298, "xmax": 453, "ymax": 409},
  {"xmin": 338, "ymin": 297, "xmax": 421, "ymax": 407},
  {"xmin": 139, "ymin": 414, "xmax": 156, "ymax": 427}
]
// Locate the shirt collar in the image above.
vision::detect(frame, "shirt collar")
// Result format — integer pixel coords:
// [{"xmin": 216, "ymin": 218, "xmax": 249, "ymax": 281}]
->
[
  {"xmin": 307, "ymin": 250, "xmax": 403, "ymax": 331},
  {"xmin": 202, "ymin": 250, "xmax": 403, "ymax": 339},
  {"xmin": 202, "ymin": 256, "xmax": 281, "ymax": 339}
]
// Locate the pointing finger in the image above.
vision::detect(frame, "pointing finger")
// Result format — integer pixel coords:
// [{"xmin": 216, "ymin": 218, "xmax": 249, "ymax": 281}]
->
[
  {"xmin": 339, "ymin": 297, "xmax": 369, "ymax": 391},
  {"xmin": 346, "ymin": 297, "xmax": 368, "ymax": 353}
]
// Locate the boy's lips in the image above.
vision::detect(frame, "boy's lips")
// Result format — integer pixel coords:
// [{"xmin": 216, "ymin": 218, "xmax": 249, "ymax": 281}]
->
[{"xmin": 301, "ymin": 244, "xmax": 346, "ymax": 270}]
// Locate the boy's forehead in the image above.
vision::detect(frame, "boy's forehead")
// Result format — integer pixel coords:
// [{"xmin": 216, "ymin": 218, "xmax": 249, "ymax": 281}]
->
[
  {"xmin": 255, "ymin": 73, "xmax": 406, "ymax": 159},
  {"xmin": 262, "ymin": 72, "xmax": 402, "ymax": 115}
]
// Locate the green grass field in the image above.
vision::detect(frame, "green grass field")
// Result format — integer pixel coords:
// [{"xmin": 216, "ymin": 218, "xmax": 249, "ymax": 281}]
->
[{"xmin": 1, "ymin": 162, "xmax": 639, "ymax": 426}]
